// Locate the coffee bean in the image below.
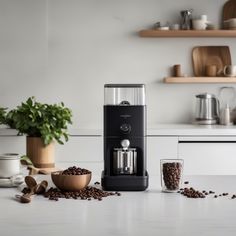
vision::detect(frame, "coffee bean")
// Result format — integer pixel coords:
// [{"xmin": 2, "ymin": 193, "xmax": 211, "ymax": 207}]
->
[
  {"xmin": 44, "ymin": 186, "xmax": 120, "ymax": 201},
  {"xmin": 178, "ymin": 187, "xmax": 205, "ymax": 199},
  {"xmin": 21, "ymin": 187, "xmax": 31, "ymax": 194},
  {"xmin": 62, "ymin": 166, "xmax": 91, "ymax": 175},
  {"xmin": 162, "ymin": 162, "xmax": 182, "ymax": 191}
]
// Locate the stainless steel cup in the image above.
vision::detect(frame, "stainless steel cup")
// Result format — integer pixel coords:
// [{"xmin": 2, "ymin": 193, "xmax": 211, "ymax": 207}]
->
[{"xmin": 113, "ymin": 148, "xmax": 137, "ymax": 175}]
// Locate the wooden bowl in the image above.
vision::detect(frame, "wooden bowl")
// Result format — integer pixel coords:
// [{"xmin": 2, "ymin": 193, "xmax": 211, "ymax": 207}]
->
[{"xmin": 51, "ymin": 171, "xmax": 92, "ymax": 191}]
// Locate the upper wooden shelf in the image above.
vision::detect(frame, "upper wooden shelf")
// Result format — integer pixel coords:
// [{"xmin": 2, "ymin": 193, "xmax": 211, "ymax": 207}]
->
[
  {"xmin": 164, "ymin": 77, "xmax": 236, "ymax": 84},
  {"xmin": 139, "ymin": 30, "xmax": 236, "ymax": 38}
]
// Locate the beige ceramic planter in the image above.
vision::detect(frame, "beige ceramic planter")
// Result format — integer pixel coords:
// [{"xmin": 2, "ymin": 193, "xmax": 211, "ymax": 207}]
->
[{"xmin": 26, "ymin": 137, "xmax": 55, "ymax": 168}]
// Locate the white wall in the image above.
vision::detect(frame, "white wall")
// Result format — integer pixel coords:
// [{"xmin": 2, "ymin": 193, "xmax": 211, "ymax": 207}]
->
[{"xmin": 0, "ymin": 0, "xmax": 235, "ymax": 128}]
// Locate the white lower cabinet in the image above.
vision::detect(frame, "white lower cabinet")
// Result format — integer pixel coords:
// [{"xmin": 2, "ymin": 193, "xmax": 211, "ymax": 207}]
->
[
  {"xmin": 2, "ymin": 133, "xmax": 236, "ymax": 175},
  {"xmin": 149, "ymin": 136, "xmax": 236, "ymax": 175},
  {"xmin": 55, "ymin": 136, "xmax": 103, "ymax": 162},
  {"xmin": 147, "ymin": 137, "xmax": 178, "ymax": 175},
  {"xmin": 179, "ymin": 137, "xmax": 236, "ymax": 175}
]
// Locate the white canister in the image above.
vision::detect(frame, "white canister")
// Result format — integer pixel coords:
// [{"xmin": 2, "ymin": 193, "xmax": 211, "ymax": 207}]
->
[
  {"xmin": 220, "ymin": 105, "xmax": 232, "ymax": 126},
  {"xmin": 200, "ymin": 15, "xmax": 207, "ymax": 22},
  {"xmin": 0, "ymin": 153, "xmax": 20, "ymax": 178}
]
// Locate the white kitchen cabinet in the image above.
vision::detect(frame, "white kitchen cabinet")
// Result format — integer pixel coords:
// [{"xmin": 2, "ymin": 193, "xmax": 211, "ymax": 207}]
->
[
  {"xmin": 0, "ymin": 136, "xmax": 25, "ymax": 155},
  {"xmin": 55, "ymin": 136, "xmax": 103, "ymax": 163},
  {"xmin": 179, "ymin": 137, "xmax": 236, "ymax": 175},
  {"xmin": 2, "ymin": 125, "xmax": 236, "ymax": 175},
  {"xmin": 147, "ymin": 136, "xmax": 178, "ymax": 175}
]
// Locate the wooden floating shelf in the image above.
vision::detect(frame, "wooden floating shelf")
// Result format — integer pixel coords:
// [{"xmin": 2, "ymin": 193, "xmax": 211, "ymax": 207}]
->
[
  {"xmin": 164, "ymin": 77, "xmax": 236, "ymax": 84},
  {"xmin": 139, "ymin": 30, "xmax": 236, "ymax": 38}
]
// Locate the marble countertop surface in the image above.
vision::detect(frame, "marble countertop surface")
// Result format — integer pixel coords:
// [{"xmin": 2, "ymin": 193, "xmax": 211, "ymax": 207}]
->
[{"xmin": 1, "ymin": 175, "xmax": 236, "ymax": 236}]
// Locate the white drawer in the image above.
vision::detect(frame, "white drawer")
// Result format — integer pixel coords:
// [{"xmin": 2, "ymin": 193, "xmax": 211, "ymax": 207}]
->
[
  {"xmin": 179, "ymin": 142, "xmax": 236, "ymax": 175},
  {"xmin": 147, "ymin": 137, "xmax": 178, "ymax": 175},
  {"xmin": 55, "ymin": 136, "xmax": 103, "ymax": 162}
]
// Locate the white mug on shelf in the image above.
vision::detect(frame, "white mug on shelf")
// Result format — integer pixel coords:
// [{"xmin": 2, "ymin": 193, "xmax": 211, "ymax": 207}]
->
[
  {"xmin": 200, "ymin": 15, "xmax": 207, "ymax": 22},
  {"xmin": 192, "ymin": 19, "xmax": 207, "ymax": 30},
  {"xmin": 223, "ymin": 65, "xmax": 236, "ymax": 77}
]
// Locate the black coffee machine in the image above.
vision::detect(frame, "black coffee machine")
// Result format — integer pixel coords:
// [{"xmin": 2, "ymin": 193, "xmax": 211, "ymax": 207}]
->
[{"xmin": 101, "ymin": 84, "xmax": 149, "ymax": 191}]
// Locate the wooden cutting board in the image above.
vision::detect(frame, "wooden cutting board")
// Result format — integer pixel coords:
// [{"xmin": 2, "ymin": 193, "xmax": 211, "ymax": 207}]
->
[
  {"xmin": 223, "ymin": 0, "xmax": 236, "ymax": 22},
  {"xmin": 192, "ymin": 46, "xmax": 231, "ymax": 77}
]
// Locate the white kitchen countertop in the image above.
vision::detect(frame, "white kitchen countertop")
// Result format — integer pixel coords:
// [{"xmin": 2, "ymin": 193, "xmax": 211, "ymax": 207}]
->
[
  {"xmin": 148, "ymin": 124, "xmax": 236, "ymax": 136},
  {"xmin": 2, "ymin": 124, "xmax": 236, "ymax": 136},
  {"xmin": 1, "ymin": 175, "xmax": 236, "ymax": 236}
]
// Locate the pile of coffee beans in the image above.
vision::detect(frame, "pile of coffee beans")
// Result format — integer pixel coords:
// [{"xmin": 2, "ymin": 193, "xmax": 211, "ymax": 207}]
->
[
  {"xmin": 178, "ymin": 187, "xmax": 206, "ymax": 198},
  {"xmin": 62, "ymin": 166, "xmax": 91, "ymax": 175},
  {"xmin": 179, "ymin": 188, "xmax": 235, "ymax": 199},
  {"xmin": 162, "ymin": 162, "xmax": 182, "ymax": 191},
  {"xmin": 178, "ymin": 181, "xmax": 236, "ymax": 200},
  {"xmin": 44, "ymin": 186, "xmax": 121, "ymax": 201}
]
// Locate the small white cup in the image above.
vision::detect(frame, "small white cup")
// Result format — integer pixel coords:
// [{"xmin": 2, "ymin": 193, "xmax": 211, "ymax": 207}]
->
[
  {"xmin": 200, "ymin": 15, "xmax": 207, "ymax": 22},
  {"xmin": 224, "ymin": 65, "xmax": 236, "ymax": 77},
  {"xmin": 0, "ymin": 153, "xmax": 20, "ymax": 178},
  {"xmin": 192, "ymin": 19, "xmax": 207, "ymax": 30}
]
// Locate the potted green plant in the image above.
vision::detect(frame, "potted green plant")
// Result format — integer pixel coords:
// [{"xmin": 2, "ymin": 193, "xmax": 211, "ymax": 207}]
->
[
  {"xmin": 2, "ymin": 97, "xmax": 72, "ymax": 168},
  {"xmin": 0, "ymin": 107, "xmax": 7, "ymax": 125}
]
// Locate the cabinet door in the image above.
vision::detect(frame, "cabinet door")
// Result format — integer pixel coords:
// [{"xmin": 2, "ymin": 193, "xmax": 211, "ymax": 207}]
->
[
  {"xmin": 147, "ymin": 137, "xmax": 178, "ymax": 175},
  {"xmin": 0, "ymin": 136, "xmax": 25, "ymax": 155},
  {"xmin": 179, "ymin": 142, "xmax": 236, "ymax": 175},
  {"xmin": 55, "ymin": 136, "xmax": 103, "ymax": 163}
]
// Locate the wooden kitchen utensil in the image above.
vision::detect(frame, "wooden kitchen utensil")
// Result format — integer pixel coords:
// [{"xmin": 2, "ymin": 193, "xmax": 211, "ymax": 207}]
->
[
  {"xmin": 15, "ymin": 176, "xmax": 48, "ymax": 203},
  {"xmin": 223, "ymin": 0, "xmax": 236, "ymax": 23},
  {"xmin": 35, "ymin": 180, "xmax": 48, "ymax": 194},
  {"xmin": 27, "ymin": 166, "xmax": 61, "ymax": 175},
  {"xmin": 15, "ymin": 176, "xmax": 37, "ymax": 203},
  {"xmin": 192, "ymin": 46, "xmax": 231, "ymax": 77}
]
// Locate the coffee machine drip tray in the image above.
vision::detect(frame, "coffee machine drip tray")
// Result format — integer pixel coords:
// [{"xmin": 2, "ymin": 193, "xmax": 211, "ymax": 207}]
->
[{"xmin": 101, "ymin": 171, "xmax": 149, "ymax": 191}]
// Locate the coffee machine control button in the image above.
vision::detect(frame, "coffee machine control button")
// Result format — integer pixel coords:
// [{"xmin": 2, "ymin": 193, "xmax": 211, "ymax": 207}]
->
[{"xmin": 120, "ymin": 123, "xmax": 131, "ymax": 133}]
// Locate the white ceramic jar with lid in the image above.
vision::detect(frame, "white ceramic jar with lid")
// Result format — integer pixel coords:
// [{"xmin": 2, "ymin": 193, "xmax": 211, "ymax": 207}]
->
[{"xmin": 0, "ymin": 153, "xmax": 20, "ymax": 178}]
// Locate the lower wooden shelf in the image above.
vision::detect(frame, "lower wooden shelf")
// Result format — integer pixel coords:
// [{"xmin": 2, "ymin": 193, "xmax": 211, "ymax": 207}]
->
[
  {"xmin": 139, "ymin": 30, "xmax": 236, "ymax": 38},
  {"xmin": 164, "ymin": 77, "xmax": 236, "ymax": 84}
]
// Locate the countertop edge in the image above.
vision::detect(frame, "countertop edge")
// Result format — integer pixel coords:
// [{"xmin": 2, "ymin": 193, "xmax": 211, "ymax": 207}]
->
[{"xmin": 2, "ymin": 124, "xmax": 236, "ymax": 136}]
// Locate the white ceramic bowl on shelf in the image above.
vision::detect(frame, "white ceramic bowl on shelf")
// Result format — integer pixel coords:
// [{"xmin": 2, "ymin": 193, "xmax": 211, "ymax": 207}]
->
[{"xmin": 224, "ymin": 18, "xmax": 236, "ymax": 29}]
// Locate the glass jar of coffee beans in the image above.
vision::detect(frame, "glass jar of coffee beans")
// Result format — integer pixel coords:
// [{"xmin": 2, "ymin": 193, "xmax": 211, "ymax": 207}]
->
[{"xmin": 160, "ymin": 159, "xmax": 184, "ymax": 192}]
